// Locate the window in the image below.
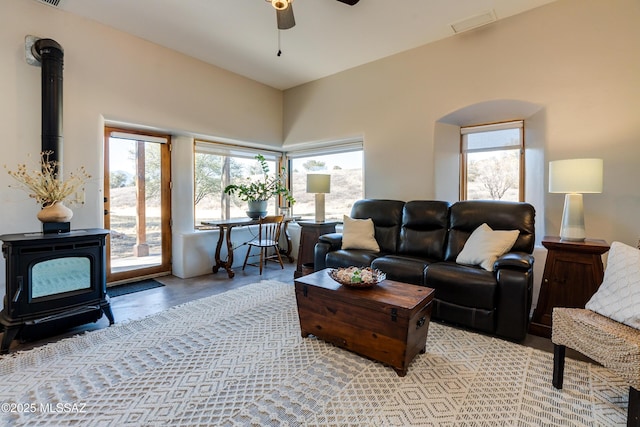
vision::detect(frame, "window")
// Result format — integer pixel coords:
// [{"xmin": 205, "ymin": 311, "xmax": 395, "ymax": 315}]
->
[
  {"xmin": 460, "ymin": 121, "xmax": 524, "ymax": 202},
  {"xmin": 194, "ymin": 140, "xmax": 364, "ymax": 227},
  {"xmin": 194, "ymin": 141, "xmax": 282, "ymax": 227},
  {"xmin": 287, "ymin": 143, "xmax": 364, "ymax": 220}
]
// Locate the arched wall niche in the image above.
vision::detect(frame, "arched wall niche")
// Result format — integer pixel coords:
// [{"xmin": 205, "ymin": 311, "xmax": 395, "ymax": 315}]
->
[{"xmin": 433, "ymin": 99, "xmax": 546, "ymax": 244}]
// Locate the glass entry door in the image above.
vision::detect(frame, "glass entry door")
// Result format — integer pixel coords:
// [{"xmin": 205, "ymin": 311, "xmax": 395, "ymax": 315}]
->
[{"xmin": 104, "ymin": 127, "xmax": 172, "ymax": 284}]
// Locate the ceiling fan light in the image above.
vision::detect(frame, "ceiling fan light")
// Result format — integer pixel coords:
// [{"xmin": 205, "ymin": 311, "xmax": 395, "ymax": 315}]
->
[{"xmin": 271, "ymin": 0, "xmax": 289, "ymax": 11}]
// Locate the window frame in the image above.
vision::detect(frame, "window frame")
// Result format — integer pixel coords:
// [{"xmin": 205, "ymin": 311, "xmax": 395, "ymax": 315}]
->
[
  {"xmin": 193, "ymin": 140, "xmax": 285, "ymax": 228},
  {"xmin": 460, "ymin": 120, "xmax": 525, "ymax": 202}
]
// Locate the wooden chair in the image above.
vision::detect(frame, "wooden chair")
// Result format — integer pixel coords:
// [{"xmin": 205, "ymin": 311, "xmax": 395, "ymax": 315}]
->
[
  {"xmin": 242, "ymin": 215, "xmax": 285, "ymax": 275},
  {"xmin": 552, "ymin": 307, "xmax": 640, "ymax": 426}
]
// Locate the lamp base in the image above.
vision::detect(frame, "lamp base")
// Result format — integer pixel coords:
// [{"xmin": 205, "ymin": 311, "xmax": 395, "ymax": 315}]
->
[
  {"xmin": 559, "ymin": 236, "xmax": 586, "ymax": 242},
  {"xmin": 559, "ymin": 193, "xmax": 585, "ymax": 242},
  {"xmin": 314, "ymin": 193, "xmax": 325, "ymax": 223}
]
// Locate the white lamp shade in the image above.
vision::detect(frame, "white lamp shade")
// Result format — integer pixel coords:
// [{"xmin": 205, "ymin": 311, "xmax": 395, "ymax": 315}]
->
[
  {"xmin": 306, "ymin": 174, "xmax": 331, "ymax": 194},
  {"xmin": 549, "ymin": 158, "xmax": 603, "ymax": 194},
  {"xmin": 549, "ymin": 158, "xmax": 603, "ymax": 242}
]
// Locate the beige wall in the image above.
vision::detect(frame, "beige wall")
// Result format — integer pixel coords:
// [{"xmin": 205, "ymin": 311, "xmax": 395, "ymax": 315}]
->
[
  {"xmin": 0, "ymin": 0, "xmax": 282, "ymax": 236},
  {"xmin": 283, "ymin": 0, "xmax": 640, "ymax": 247},
  {"xmin": 1, "ymin": 0, "xmax": 639, "ymax": 284}
]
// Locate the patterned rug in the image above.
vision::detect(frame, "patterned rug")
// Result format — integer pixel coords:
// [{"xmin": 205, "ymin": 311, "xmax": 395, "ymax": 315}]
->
[{"xmin": 0, "ymin": 280, "xmax": 628, "ymax": 426}]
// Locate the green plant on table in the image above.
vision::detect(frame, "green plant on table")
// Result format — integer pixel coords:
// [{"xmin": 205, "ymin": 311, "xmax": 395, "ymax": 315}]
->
[{"xmin": 223, "ymin": 154, "xmax": 295, "ymax": 205}]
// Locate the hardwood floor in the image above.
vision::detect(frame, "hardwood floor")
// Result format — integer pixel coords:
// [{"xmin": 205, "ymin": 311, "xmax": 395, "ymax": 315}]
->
[
  {"xmin": 8, "ymin": 263, "xmax": 296, "ymax": 353},
  {"xmin": 6, "ymin": 262, "xmax": 592, "ymax": 364}
]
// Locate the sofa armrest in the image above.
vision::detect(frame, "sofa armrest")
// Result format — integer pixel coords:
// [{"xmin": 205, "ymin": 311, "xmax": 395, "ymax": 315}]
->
[
  {"xmin": 494, "ymin": 262, "xmax": 534, "ymax": 341},
  {"xmin": 314, "ymin": 233, "xmax": 343, "ymax": 270},
  {"xmin": 493, "ymin": 252, "xmax": 534, "ymax": 272},
  {"xmin": 318, "ymin": 233, "xmax": 343, "ymax": 250}
]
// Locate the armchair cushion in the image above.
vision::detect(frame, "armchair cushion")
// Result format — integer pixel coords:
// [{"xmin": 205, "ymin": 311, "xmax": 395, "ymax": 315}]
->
[
  {"xmin": 341, "ymin": 215, "xmax": 380, "ymax": 252},
  {"xmin": 586, "ymin": 241, "xmax": 640, "ymax": 329},
  {"xmin": 455, "ymin": 223, "xmax": 519, "ymax": 271}
]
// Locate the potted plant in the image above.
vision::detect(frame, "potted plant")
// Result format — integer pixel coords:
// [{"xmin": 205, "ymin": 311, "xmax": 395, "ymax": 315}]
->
[{"xmin": 223, "ymin": 154, "xmax": 295, "ymax": 218}]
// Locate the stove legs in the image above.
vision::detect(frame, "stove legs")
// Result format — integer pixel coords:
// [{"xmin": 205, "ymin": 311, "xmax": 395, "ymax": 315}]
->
[{"xmin": 0, "ymin": 326, "xmax": 20, "ymax": 354}]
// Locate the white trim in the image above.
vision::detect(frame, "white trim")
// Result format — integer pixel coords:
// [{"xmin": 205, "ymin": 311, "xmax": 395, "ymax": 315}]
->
[
  {"xmin": 282, "ymin": 135, "xmax": 363, "ymax": 153},
  {"xmin": 285, "ymin": 141, "xmax": 363, "ymax": 158},
  {"xmin": 109, "ymin": 131, "xmax": 168, "ymax": 144},
  {"xmin": 461, "ymin": 120, "xmax": 523, "ymax": 135},
  {"xmin": 194, "ymin": 140, "xmax": 282, "ymax": 161},
  {"xmin": 462, "ymin": 122, "xmax": 524, "ymax": 152}
]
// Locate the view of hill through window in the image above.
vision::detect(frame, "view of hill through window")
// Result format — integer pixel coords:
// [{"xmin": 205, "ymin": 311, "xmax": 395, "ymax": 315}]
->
[
  {"xmin": 462, "ymin": 123, "xmax": 523, "ymax": 202},
  {"xmin": 289, "ymin": 150, "xmax": 363, "ymax": 220}
]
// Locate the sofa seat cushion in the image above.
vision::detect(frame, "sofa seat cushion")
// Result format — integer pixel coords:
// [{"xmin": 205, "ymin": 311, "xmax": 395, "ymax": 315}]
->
[
  {"xmin": 325, "ymin": 249, "xmax": 381, "ymax": 269},
  {"xmin": 426, "ymin": 262, "xmax": 497, "ymax": 310},
  {"xmin": 371, "ymin": 255, "xmax": 436, "ymax": 286}
]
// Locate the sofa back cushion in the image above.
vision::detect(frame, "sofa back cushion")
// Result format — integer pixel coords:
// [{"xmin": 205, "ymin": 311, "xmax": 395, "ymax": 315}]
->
[
  {"xmin": 398, "ymin": 200, "xmax": 450, "ymax": 260},
  {"xmin": 445, "ymin": 200, "xmax": 535, "ymax": 262},
  {"xmin": 350, "ymin": 199, "xmax": 405, "ymax": 254}
]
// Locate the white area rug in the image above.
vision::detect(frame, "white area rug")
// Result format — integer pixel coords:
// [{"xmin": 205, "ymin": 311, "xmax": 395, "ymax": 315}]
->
[{"xmin": 0, "ymin": 280, "xmax": 629, "ymax": 426}]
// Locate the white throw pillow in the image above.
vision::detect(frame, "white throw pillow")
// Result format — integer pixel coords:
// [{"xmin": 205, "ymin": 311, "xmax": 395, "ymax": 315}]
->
[
  {"xmin": 456, "ymin": 223, "xmax": 520, "ymax": 271},
  {"xmin": 341, "ymin": 215, "xmax": 380, "ymax": 252},
  {"xmin": 586, "ymin": 241, "xmax": 640, "ymax": 329}
]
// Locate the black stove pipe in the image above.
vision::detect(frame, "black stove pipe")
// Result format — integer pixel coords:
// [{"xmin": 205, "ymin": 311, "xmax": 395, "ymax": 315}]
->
[{"xmin": 33, "ymin": 39, "xmax": 64, "ymax": 166}]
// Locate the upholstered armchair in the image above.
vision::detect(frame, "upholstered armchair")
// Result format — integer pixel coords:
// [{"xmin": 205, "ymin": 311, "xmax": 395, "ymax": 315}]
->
[{"xmin": 552, "ymin": 241, "xmax": 640, "ymax": 426}]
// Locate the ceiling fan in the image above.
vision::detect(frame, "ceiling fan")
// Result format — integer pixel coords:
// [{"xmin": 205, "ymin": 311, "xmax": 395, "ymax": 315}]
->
[{"xmin": 267, "ymin": 0, "xmax": 360, "ymax": 30}]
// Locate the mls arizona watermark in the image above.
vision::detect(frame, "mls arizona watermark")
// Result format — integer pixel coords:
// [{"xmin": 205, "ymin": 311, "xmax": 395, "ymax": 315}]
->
[{"xmin": 1, "ymin": 402, "xmax": 87, "ymax": 414}]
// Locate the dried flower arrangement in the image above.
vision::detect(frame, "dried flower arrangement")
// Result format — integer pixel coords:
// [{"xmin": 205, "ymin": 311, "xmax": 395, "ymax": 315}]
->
[{"xmin": 4, "ymin": 151, "xmax": 91, "ymax": 207}]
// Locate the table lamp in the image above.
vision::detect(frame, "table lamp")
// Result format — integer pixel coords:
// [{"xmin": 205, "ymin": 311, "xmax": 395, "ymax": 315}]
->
[
  {"xmin": 549, "ymin": 158, "xmax": 603, "ymax": 242},
  {"xmin": 307, "ymin": 174, "xmax": 330, "ymax": 222}
]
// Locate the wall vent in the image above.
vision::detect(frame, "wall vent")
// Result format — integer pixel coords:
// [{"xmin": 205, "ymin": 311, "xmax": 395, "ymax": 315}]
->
[
  {"xmin": 34, "ymin": 0, "xmax": 62, "ymax": 7},
  {"xmin": 451, "ymin": 10, "xmax": 496, "ymax": 34}
]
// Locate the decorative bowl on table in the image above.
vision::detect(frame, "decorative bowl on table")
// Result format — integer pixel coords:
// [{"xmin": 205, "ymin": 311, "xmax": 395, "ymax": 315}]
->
[{"xmin": 328, "ymin": 267, "xmax": 386, "ymax": 288}]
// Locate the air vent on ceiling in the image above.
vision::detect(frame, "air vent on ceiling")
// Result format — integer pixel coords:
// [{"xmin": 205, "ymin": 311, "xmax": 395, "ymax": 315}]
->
[
  {"xmin": 34, "ymin": 0, "xmax": 62, "ymax": 7},
  {"xmin": 451, "ymin": 10, "xmax": 496, "ymax": 34}
]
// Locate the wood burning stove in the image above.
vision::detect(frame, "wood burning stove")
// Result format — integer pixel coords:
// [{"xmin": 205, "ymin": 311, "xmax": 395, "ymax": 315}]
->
[
  {"xmin": 0, "ymin": 229, "xmax": 114, "ymax": 353},
  {"xmin": 0, "ymin": 39, "xmax": 115, "ymax": 352}
]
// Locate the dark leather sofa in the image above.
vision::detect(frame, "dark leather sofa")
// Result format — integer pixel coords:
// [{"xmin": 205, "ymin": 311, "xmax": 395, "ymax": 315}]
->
[{"xmin": 314, "ymin": 199, "xmax": 536, "ymax": 341}]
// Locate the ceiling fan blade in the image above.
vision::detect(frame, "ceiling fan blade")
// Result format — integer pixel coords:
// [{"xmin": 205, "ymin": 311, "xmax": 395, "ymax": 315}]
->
[
  {"xmin": 277, "ymin": 5, "xmax": 295, "ymax": 30},
  {"xmin": 336, "ymin": 0, "xmax": 360, "ymax": 5}
]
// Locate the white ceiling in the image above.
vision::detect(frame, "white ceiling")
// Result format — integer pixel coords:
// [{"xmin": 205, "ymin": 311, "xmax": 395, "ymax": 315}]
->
[{"xmin": 48, "ymin": 0, "xmax": 557, "ymax": 90}]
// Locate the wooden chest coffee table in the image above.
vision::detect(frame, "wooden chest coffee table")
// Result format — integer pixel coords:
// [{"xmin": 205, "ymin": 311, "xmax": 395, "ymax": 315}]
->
[{"xmin": 294, "ymin": 269, "xmax": 435, "ymax": 376}]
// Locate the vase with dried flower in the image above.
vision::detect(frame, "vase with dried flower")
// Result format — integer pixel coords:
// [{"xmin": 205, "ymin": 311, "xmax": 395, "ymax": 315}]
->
[{"xmin": 5, "ymin": 151, "xmax": 91, "ymax": 228}]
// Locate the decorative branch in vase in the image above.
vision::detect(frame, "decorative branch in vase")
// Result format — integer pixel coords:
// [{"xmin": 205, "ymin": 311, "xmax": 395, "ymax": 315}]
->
[
  {"xmin": 223, "ymin": 154, "xmax": 295, "ymax": 218},
  {"xmin": 4, "ymin": 151, "xmax": 91, "ymax": 223}
]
